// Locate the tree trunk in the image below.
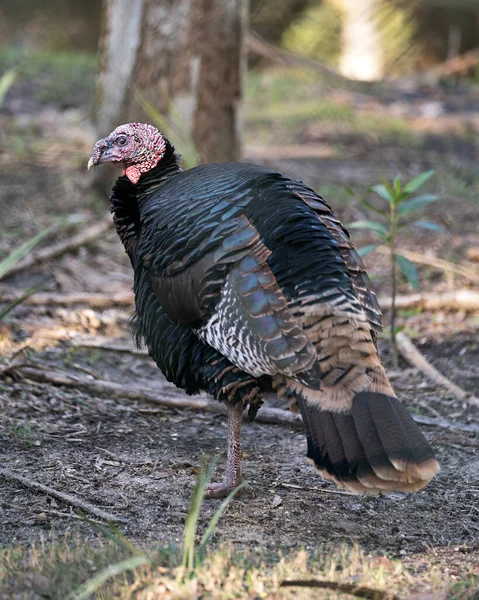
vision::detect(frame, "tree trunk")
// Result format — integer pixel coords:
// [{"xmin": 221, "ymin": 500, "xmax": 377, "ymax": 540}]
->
[
  {"xmin": 93, "ymin": 0, "xmax": 144, "ymax": 137},
  {"xmin": 93, "ymin": 0, "xmax": 247, "ymax": 163},
  {"xmin": 339, "ymin": 0, "xmax": 383, "ymax": 81}
]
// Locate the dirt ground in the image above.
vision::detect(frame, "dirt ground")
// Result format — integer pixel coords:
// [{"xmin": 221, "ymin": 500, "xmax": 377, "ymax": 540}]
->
[
  {"xmin": 1, "ymin": 340, "xmax": 479, "ymax": 558},
  {"xmin": 1, "ymin": 72, "xmax": 479, "ymax": 584}
]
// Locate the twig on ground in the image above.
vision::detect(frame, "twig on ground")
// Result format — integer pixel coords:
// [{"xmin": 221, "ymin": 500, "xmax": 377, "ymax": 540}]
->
[
  {"xmin": 3, "ymin": 289, "xmax": 478, "ymax": 314},
  {"xmin": 0, "ymin": 290, "xmax": 134, "ymax": 308},
  {"xmin": 69, "ymin": 335, "xmax": 147, "ymax": 356},
  {"xmin": 5, "ymin": 364, "xmax": 478, "ymax": 433},
  {"xmin": 279, "ymin": 482, "xmax": 355, "ymax": 496},
  {"xmin": 12, "ymin": 365, "xmax": 302, "ymax": 426},
  {"xmin": 416, "ymin": 400, "xmax": 444, "ymax": 420},
  {"xmin": 280, "ymin": 579, "xmax": 400, "ymax": 600},
  {"xmin": 5, "ymin": 214, "xmax": 113, "ymax": 277},
  {"xmin": 396, "ymin": 331, "xmax": 479, "ymax": 408},
  {"xmin": 71, "ymin": 363, "xmax": 101, "ymax": 379},
  {"xmin": 0, "ymin": 468, "xmax": 127, "ymax": 524},
  {"xmin": 410, "ymin": 414, "xmax": 478, "ymax": 433},
  {"xmin": 377, "ymin": 289, "xmax": 479, "ymax": 312},
  {"xmin": 375, "ymin": 246, "xmax": 479, "ymax": 284},
  {"xmin": 0, "ymin": 356, "xmax": 26, "ymax": 376},
  {"xmin": 433, "ymin": 435, "xmax": 479, "ymax": 449},
  {"xmin": 33, "ymin": 507, "xmax": 105, "ymax": 525}
]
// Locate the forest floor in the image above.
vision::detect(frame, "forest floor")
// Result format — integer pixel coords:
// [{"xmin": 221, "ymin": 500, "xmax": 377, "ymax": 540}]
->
[{"xmin": 0, "ymin": 58, "xmax": 478, "ymax": 598}]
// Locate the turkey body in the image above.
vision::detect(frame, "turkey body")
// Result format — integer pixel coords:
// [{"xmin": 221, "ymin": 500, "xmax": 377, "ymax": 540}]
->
[{"xmin": 110, "ymin": 142, "xmax": 439, "ymax": 495}]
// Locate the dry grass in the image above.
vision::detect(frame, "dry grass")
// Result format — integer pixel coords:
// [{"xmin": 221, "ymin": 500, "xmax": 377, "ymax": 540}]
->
[{"xmin": 1, "ymin": 536, "xmax": 478, "ymax": 599}]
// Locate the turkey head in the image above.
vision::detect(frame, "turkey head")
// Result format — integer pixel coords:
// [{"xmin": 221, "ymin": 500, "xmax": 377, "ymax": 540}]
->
[{"xmin": 87, "ymin": 122, "xmax": 166, "ymax": 184}]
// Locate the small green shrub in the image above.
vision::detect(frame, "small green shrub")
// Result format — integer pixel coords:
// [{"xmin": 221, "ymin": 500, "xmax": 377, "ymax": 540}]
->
[{"xmin": 349, "ymin": 170, "xmax": 441, "ymax": 365}]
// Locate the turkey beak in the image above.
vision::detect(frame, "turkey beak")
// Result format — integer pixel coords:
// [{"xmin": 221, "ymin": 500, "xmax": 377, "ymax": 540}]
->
[{"xmin": 88, "ymin": 138, "xmax": 110, "ymax": 170}]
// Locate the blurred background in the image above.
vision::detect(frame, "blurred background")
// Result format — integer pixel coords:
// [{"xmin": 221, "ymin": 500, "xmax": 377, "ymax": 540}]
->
[
  {"xmin": 0, "ymin": 0, "xmax": 478, "ymax": 355},
  {"xmin": 1, "ymin": 0, "xmax": 478, "ymax": 301},
  {"xmin": 1, "ymin": 3, "xmax": 479, "ymax": 593}
]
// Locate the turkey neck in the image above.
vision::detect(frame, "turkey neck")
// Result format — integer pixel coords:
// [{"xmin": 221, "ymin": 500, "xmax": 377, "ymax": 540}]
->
[
  {"xmin": 110, "ymin": 140, "xmax": 182, "ymax": 261},
  {"xmin": 135, "ymin": 140, "xmax": 182, "ymax": 206}
]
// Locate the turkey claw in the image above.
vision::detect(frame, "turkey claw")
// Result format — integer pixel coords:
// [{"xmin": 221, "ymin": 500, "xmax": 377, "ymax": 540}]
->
[{"xmin": 204, "ymin": 480, "xmax": 253, "ymax": 500}]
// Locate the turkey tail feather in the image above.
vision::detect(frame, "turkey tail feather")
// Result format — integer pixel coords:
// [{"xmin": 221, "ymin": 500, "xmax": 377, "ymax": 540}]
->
[{"xmin": 298, "ymin": 392, "xmax": 439, "ymax": 494}]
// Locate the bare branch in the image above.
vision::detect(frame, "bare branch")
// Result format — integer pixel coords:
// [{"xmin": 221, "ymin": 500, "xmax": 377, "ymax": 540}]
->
[
  {"xmin": 248, "ymin": 28, "xmax": 479, "ymax": 89},
  {"xmin": 5, "ymin": 214, "xmax": 113, "ymax": 277},
  {"xmin": 70, "ymin": 335, "xmax": 147, "ymax": 356},
  {"xmin": 13, "ymin": 365, "xmax": 303, "ymax": 427},
  {"xmin": 396, "ymin": 331, "xmax": 479, "ymax": 408},
  {"xmin": 6, "ymin": 364, "xmax": 477, "ymax": 433},
  {"xmin": 377, "ymin": 289, "xmax": 479, "ymax": 312},
  {"xmin": 247, "ymin": 30, "xmax": 348, "ymax": 82},
  {"xmin": 4, "ymin": 289, "xmax": 478, "ymax": 313},
  {"xmin": 0, "ymin": 290, "xmax": 134, "ymax": 308},
  {"xmin": 0, "ymin": 468, "xmax": 127, "ymax": 524}
]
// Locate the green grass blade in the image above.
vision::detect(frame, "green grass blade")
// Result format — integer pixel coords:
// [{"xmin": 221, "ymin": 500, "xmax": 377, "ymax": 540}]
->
[
  {"xmin": 0, "ymin": 227, "xmax": 52, "ymax": 280},
  {"xmin": 343, "ymin": 186, "xmax": 356, "ymax": 197},
  {"xmin": 396, "ymin": 254, "xmax": 419, "ymax": 289},
  {"xmin": 182, "ymin": 457, "xmax": 218, "ymax": 571},
  {"xmin": 0, "ymin": 278, "xmax": 51, "ymax": 320},
  {"xmin": 403, "ymin": 170, "xmax": 435, "ymax": 194},
  {"xmin": 108, "ymin": 523, "xmax": 148, "ymax": 556},
  {"xmin": 76, "ymin": 513, "xmax": 147, "ymax": 557},
  {"xmin": 66, "ymin": 555, "xmax": 150, "ymax": 600},
  {"xmin": 196, "ymin": 481, "xmax": 247, "ymax": 564},
  {"xmin": 0, "ymin": 68, "xmax": 16, "ymax": 108}
]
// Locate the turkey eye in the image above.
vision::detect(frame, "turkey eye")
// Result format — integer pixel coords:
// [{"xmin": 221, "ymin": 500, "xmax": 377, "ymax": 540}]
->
[{"xmin": 117, "ymin": 136, "xmax": 128, "ymax": 146}]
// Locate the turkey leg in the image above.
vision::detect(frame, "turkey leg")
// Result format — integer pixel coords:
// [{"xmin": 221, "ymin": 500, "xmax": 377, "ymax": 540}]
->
[{"xmin": 205, "ymin": 401, "xmax": 244, "ymax": 499}]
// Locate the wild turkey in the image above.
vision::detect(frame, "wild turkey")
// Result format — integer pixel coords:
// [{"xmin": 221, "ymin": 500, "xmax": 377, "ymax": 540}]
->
[{"xmin": 88, "ymin": 122, "xmax": 439, "ymax": 498}]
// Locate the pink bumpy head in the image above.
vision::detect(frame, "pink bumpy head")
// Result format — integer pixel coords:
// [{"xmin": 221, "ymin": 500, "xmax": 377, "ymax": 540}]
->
[{"xmin": 88, "ymin": 123, "xmax": 166, "ymax": 184}]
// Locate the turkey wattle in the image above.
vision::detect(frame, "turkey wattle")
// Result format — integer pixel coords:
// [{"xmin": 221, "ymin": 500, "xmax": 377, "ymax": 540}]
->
[{"xmin": 88, "ymin": 122, "xmax": 439, "ymax": 499}]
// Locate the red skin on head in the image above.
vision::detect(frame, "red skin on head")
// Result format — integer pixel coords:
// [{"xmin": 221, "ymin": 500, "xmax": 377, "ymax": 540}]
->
[
  {"xmin": 90, "ymin": 122, "xmax": 166, "ymax": 184},
  {"xmin": 124, "ymin": 165, "xmax": 143, "ymax": 185}
]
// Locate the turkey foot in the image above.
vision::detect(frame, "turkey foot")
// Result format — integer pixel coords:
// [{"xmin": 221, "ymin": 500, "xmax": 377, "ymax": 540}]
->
[{"xmin": 205, "ymin": 402, "xmax": 244, "ymax": 499}]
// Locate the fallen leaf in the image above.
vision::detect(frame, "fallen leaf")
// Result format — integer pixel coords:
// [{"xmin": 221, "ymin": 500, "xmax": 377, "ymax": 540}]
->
[{"xmin": 272, "ymin": 495, "xmax": 283, "ymax": 509}]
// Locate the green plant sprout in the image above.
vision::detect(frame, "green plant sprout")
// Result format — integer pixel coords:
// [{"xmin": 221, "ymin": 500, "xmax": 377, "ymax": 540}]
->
[
  {"xmin": 67, "ymin": 458, "xmax": 245, "ymax": 599},
  {"xmin": 349, "ymin": 170, "xmax": 441, "ymax": 366},
  {"xmin": 181, "ymin": 457, "xmax": 246, "ymax": 575}
]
